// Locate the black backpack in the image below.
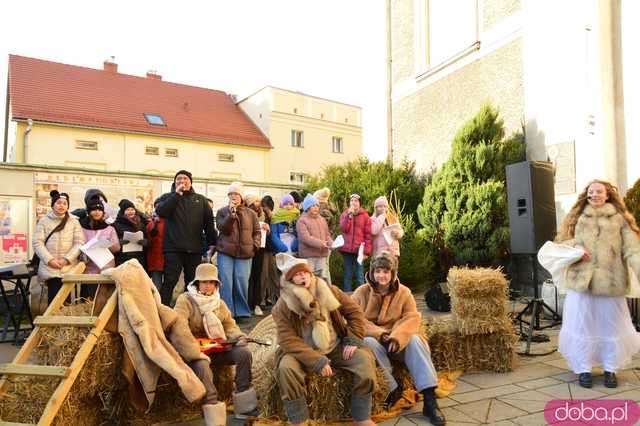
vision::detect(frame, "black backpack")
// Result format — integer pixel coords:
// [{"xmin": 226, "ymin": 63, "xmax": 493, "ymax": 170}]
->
[{"xmin": 424, "ymin": 282, "xmax": 451, "ymax": 312}]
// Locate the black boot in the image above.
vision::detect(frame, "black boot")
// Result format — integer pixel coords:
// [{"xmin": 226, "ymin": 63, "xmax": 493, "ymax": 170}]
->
[
  {"xmin": 384, "ymin": 385, "xmax": 403, "ymax": 411},
  {"xmin": 578, "ymin": 372, "xmax": 592, "ymax": 388},
  {"xmin": 422, "ymin": 387, "xmax": 446, "ymax": 426},
  {"xmin": 604, "ymin": 371, "xmax": 618, "ymax": 388}
]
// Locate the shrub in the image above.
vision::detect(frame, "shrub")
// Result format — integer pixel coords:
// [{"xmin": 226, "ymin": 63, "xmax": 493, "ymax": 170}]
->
[
  {"xmin": 624, "ymin": 178, "xmax": 640, "ymax": 226},
  {"xmin": 304, "ymin": 159, "xmax": 436, "ymax": 290},
  {"xmin": 417, "ymin": 104, "xmax": 525, "ymax": 269}
]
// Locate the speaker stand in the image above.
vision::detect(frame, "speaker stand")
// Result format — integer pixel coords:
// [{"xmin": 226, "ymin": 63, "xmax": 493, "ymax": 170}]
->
[{"xmin": 514, "ymin": 255, "xmax": 562, "ymax": 356}]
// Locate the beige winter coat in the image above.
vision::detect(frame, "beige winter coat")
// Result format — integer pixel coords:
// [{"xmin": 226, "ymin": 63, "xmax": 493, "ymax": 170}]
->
[
  {"xmin": 352, "ymin": 274, "xmax": 423, "ymax": 351},
  {"xmin": 107, "ymin": 259, "xmax": 207, "ymax": 411},
  {"xmin": 174, "ymin": 292, "xmax": 244, "ymax": 340},
  {"xmin": 558, "ymin": 203, "xmax": 640, "ymax": 297},
  {"xmin": 33, "ymin": 211, "xmax": 85, "ymax": 280}
]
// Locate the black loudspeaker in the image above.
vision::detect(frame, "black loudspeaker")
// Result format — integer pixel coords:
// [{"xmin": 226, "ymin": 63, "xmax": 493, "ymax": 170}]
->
[{"xmin": 506, "ymin": 161, "xmax": 557, "ymax": 254}]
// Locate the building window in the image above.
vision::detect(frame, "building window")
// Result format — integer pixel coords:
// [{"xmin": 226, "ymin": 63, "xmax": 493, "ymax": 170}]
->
[
  {"xmin": 145, "ymin": 146, "xmax": 159, "ymax": 155},
  {"xmin": 289, "ymin": 172, "xmax": 306, "ymax": 184},
  {"xmin": 75, "ymin": 140, "xmax": 98, "ymax": 150},
  {"xmin": 218, "ymin": 153, "xmax": 235, "ymax": 162},
  {"xmin": 332, "ymin": 137, "xmax": 344, "ymax": 153},
  {"xmin": 417, "ymin": 0, "xmax": 479, "ymax": 72},
  {"xmin": 291, "ymin": 130, "xmax": 304, "ymax": 148},
  {"xmin": 144, "ymin": 113, "xmax": 166, "ymax": 126},
  {"xmin": 165, "ymin": 148, "xmax": 178, "ymax": 157}
]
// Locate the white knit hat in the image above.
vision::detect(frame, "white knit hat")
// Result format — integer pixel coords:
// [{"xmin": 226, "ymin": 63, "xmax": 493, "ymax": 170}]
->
[
  {"xmin": 374, "ymin": 196, "xmax": 389, "ymax": 208},
  {"xmin": 228, "ymin": 181, "xmax": 245, "ymax": 198},
  {"xmin": 276, "ymin": 253, "xmax": 313, "ymax": 281},
  {"xmin": 313, "ymin": 187, "xmax": 331, "ymax": 203},
  {"xmin": 244, "ymin": 192, "xmax": 259, "ymax": 207}
]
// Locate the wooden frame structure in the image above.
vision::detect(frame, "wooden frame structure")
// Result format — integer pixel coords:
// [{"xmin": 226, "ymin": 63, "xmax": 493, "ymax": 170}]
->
[{"xmin": 0, "ymin": 274, "xmax": 117, "ymax": 426}]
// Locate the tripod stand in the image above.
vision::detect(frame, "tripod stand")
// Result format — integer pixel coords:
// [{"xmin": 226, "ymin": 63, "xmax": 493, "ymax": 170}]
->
[{"xmin": 514, "ymin": 254, "xmax": 562, "ymax": 356}]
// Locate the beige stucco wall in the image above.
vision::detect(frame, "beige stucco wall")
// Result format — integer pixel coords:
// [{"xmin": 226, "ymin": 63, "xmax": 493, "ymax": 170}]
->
[
  {"xmin": 392, "ymin": 38, "xmax": 524, "ymax": 173},
  {"xmin": 391, "ymin": 0, "xmax": 415, "ymax": 84},
  {"xmin": 484, "ymin": 0, "xmax": 521, "ymax": 31},
  {"xmin": 15, "ymin": 122, "xmax": 270, "ymax": 182}
]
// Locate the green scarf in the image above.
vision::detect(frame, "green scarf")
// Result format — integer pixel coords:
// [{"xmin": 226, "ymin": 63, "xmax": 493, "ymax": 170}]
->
[{"xmin": 271, "ymin": 207, "xmax": 300, "ymax": 225}]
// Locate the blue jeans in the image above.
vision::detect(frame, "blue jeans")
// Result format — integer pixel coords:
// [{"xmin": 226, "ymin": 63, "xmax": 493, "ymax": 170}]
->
[
  {"xmin": 342, "ymin": 252, "xmax": 363, "ymax": 292},
  {"xmin": 217, "ymin": 252, "xmax": 252, "ymax": 318},
  {"xmin": 364, "ymin": 335, "xmax": 438, "ymax": 392}
]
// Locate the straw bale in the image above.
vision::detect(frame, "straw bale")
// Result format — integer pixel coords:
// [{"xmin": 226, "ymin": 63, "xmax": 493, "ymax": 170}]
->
[
  {"xmin": 447, "ymin": 267, "xmax": 509, "ymax": 299},
  {"xmin": 427, "ymin": 326, "xmax": 518, "ymax": 373},
  {"xmin": 451, "ymin": 296, "xmax": 507, "ymax": 320}
]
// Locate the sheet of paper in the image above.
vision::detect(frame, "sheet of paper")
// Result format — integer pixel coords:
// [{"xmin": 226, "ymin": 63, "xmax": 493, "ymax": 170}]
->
[
  {"xmin": 259, "ymin": 222, "xmax": 267, "ymax": 248},
  {"xmin": 357, "ymin": 242, "xmax": 365, "ymax": 265},
  {"xmin": 80, "ymin": 237, "xmax": 114, "ymax": 269},
  {"xmin": 122, "ymin": 231, "xmax": 144, "ymax": 253},
  {"xmin": 383, "ymin": 223, "xmax": 402, "ymax": 245},
  {"xmin": 331, "ymin": 235, "xmax": 344, "ymax": 249}
]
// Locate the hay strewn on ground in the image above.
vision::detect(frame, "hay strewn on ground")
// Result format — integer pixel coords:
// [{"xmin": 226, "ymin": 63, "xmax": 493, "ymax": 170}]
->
[{"xmin": 0, "ymin": 301, "xmax": 235, "ymax": 425}]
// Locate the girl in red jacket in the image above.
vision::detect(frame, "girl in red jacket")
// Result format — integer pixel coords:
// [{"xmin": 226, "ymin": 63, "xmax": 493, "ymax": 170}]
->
[{"xmin": 339, "ymin": 194, "xmax": 372, "ymax": 292}]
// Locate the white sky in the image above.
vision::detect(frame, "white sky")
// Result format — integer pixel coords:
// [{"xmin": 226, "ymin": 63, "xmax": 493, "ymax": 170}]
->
[{"xmin": 0, "ymin": 0, "xmax": 388, "ymax": 161}]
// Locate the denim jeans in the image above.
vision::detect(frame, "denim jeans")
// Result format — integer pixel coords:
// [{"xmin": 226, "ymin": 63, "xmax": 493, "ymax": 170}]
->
[
  {"xmin": 217, "ymin": 252, "xmax": 252, "ymax": 318},
  {"xmin": 364, "ymin": 335, "xmax": 438, "ymax": 392},
  {"xmin": 150, "ymin": 271, "xmax": 163, "ymax": 291},
  {"xmin": 342, "ymin": 252, "xmax": 363, "ymax": 292}
]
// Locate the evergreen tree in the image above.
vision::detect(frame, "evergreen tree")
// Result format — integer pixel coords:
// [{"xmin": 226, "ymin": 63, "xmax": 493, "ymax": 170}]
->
[{"xmin": 417, "ymin": 104, "xmax": 525, "ymax": 268}]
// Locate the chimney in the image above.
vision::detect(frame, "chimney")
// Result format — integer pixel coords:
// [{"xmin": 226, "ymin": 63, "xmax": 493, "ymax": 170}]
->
[
  {"xmin": 103, "ymin": 59, "xmax": 118, "ymax": 73},
  {"xmin": 146, "ymin": 70, "xmax": 162, "ymax": 80}
]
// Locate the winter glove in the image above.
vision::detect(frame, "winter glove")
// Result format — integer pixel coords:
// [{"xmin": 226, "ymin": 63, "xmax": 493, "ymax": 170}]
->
[
  {"xmin": 138, "ymin": 238, "xmax": 149, "ymax": 248},
  {"xmin": 119, "ymin": 239, "xmax": 129, "ymax": 245}
]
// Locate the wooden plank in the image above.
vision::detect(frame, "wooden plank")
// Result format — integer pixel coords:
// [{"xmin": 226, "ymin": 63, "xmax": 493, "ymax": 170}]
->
[
  {"xmin": 62, "ymin": 274, "xmax": 115, "ymax": 285},
  {"xmin": 0, "ymin": 283, "xmax": 75, "ymax": 394},
  {"xmin": 0, "ymin": 364, "xmax": 69, "ymax": 378},
  {"xmin": 34, "ymin": 316, "xmax": 98, "ymax": 328},
  {"xmin": 37, "ymin": 291, "xmax": 118, "ymax": 426}
]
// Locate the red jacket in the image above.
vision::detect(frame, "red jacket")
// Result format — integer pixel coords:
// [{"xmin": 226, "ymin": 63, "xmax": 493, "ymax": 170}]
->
[
  {"xmin": 146, "ymin": 218, "xmax": 165, "ymax": 272},
  {"xmin": 339, "ymin": 208, "xmax": 372, "ymax": 255}
]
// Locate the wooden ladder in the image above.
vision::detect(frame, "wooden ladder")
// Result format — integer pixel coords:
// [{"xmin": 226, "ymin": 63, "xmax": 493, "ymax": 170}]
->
[{"xmin": 0, "ymin": 274, "xmax": 117, "ymax": 426}]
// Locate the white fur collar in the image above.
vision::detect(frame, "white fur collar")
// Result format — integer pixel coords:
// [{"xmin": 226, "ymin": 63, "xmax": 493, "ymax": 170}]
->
[
  {"xmin": 583, "ymin": 203, "xmax": 617, "ymax": 217},
  {"xmin": 279, "ymin": 275, "xmax": 340, "ymax": 320}
]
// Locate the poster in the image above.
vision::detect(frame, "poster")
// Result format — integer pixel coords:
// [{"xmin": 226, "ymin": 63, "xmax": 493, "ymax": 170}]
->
[
  {"xmin": 2, "ymin": 233, "xmax": 27, "ymax": 264},
  {"xmin": 0, "ymin": 198, "xmax": 30, "ymax": 265},
  {"xmin": 0, "ymin": 201, "xmax": 11, "ymax": 236}
]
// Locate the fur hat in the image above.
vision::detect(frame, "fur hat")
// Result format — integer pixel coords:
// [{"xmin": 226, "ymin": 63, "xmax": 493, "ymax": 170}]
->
[
  {"xmin": 190, "ymin": 263, "xmax": 221, "ymax": 287},
  {"xmin": 276, "ymin": 252, "xmax": 313, "ymax": 281},
  {"xmin": 228, "ymin": 181, "xmax": 244, "ymax": 198},
  {"xmin": 302, "ymin": 194, "xmax": 319, "ymax": 212},
  {"xmin": 174, "ymin": 169, "xmax": 193, "ymax": 183},
  {"xmin": 244, "ymin": 192, "xmax": 259, "ymax": 207},
  {"xmin": 374, "ymin": 196, "xmax": 389, "ymax": 208},
  {"xmin": 118, "ymin": 199, "xmax": 135, "ymax": 212},
  {"xmin": 86, "ymin": 199, "xmax": 105, "ymax": 212},
  {"xmin": 279, "ymin": 194, "xmax": 295, "ymax": 208},
  {"xmin": 370, "ymin": 251, "xmax": 398, "ymax": 283},
  {"xmin": 50, "ymin": 190, "xmax": 70, "ymax": 208},
  {"xmin": 290, "ymin": 190, "xmax": 304, "ymax": 204},
  {"xmin": 349, "ymin": 193, "xmax": 361, "ymax": 202}
]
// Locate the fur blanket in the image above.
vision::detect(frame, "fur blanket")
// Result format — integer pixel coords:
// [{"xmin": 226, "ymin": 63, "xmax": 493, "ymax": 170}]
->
[{"xmin": 106, "ymin": 259, "xmax": 207, "ymax": 411}]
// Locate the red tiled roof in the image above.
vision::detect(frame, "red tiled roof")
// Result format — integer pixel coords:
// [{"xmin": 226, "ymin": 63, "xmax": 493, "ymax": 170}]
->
[{"xmin": 8, "ymin": 54, "xmax": 271, "ymax": 148}]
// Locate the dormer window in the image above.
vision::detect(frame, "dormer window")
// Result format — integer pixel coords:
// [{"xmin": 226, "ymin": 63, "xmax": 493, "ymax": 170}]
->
[{"xmin": 144, "ymin": 113, "xmax": 166, "ymax": 126}]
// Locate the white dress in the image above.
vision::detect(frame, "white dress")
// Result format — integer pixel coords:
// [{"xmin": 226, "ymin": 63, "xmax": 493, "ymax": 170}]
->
[{"xmin": 558, "ymin": 289, "xmax": 640, "ymax": 373}]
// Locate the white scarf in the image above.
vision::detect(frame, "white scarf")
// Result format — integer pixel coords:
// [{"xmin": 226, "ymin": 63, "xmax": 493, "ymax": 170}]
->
[{"xmin": 187, "ymin": 283, "xmax": 227, "ymax": 340}]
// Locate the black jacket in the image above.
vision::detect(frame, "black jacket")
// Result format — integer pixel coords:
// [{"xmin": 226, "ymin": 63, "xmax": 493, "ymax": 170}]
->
[
  {"xmin": 155, "ymin": 187, "xmax": 217, "ymax": 254},
  {"xmin": 113, "ymin": 213, "xmax": 148, "ymax": 268}
]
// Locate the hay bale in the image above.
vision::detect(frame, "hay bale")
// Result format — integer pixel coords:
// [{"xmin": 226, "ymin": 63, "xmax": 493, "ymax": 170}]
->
[
  {"xmin": 427, "ymin": 317, "xmax": 518, "ymax": 373},
  {"xmin": 447, "ymin": 266, "xmax": 509, "ymax": 299},
  {"xmin": 452, "ymin": 296, "xmax": 507, "ymax": 320}
]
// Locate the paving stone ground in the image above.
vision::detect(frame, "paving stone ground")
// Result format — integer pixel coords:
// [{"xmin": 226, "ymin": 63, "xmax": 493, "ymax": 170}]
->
[{"xmin": 3, "ymin": 294, "xmax": 639, "ymax": 425}]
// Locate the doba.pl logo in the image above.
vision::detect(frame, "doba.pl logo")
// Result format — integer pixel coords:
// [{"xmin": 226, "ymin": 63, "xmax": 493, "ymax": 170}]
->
[{"xmin": 544, "ymin": 400, "xmax": 640, "ymax": 425}]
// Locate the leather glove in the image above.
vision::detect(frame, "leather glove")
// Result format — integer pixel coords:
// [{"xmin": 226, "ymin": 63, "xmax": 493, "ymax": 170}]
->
[
  {"xmin": 119, "ymin": 239, "xmax": 129, "ymax": 245},
  {"xmin": 138, "ymin": 238, "xmax": 149, "ymax": 248}
]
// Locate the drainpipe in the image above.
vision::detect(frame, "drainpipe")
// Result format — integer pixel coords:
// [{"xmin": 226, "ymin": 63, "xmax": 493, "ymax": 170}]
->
[{"xmin": 23, "ymin": 118, "xmax": 33, "ymax": 163}]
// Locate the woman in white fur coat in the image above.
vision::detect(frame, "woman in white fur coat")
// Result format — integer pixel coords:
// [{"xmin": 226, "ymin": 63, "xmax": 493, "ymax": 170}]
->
[{"xmin": 556, "ymin": 180, "xmax": 640, "ymax": 389}]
